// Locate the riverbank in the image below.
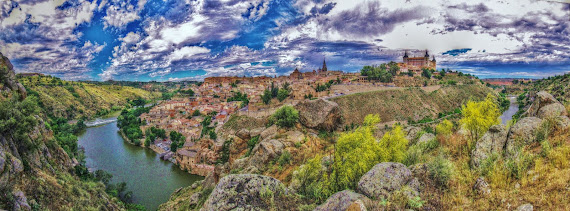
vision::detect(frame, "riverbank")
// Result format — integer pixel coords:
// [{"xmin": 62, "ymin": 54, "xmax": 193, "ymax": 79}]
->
[{"xmin": 78, "ymin": 119, "xmax": 203, "ymax": 210}]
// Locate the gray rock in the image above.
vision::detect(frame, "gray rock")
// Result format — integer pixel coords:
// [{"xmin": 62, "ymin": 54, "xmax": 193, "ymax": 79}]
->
[
  {"xmin": 417, "ymin": 133, "xmax": 435, "ymax": 145},
  {"xmin": 249, "ymin": 127, "xmax": 265, "ymax": 138},
  {"xmin": 471, "ymin": 125, "xmax": 508, "ymax": 168},
  {"xmin": 314, "ymin": 190, "xmax": 370, "ymax": 211},
  {"xmin": 505, "ymin": 117, "xmax": 542, "ymax": 157},
  {"xmin": 10, "ymin": 157, "xmax": 23, "ymax": 175},
  {"xmin": 537, "ymin": 103, "xmax": 567, "ymax": 119},
  {"xmin": 0, "ymin": 150, "xmax": 5, "ymax": 174},
  {"xmin": 283, "ymin": 131, "xmax": 304, "ymax": 147},
  {"xmin": 294, "ymin": 99, "xmax": 343, "ymax": 131},
  {"xmin": 527, "ymin": 91, "xmax": 559, "ymax": 117},
  {"xmin": 473, "ymin": 177, "xmax": 491, "ymax": 196},
  {"xmin": 247, "ymin": 139, "xmax": 284, "ymax": 171},
  {"xmin": 0, "ymin": 53, "xmax": 27, "ymax": 99},
  {"xmin": 405, "ymin": 127, "xmax": 422, "ymax": 144},
  {"xmin": 202, "ymin": 174, "xmax": 287, "ymax": 211},
  {"xmin": 516, "ymin": 203, "xmax": 533, "ymax": 211},
  {"xmin": 357, "ymin": 162, "xmax": 419, "ymax": 200},
  {"xmin": 260, "ymin": 125, "xmax": 277, "ymax": 140},
  {"xmin": 236, "ymin": 128, "xmax": 250, "ymax": 140},
  {"xmin": 230, "ymin": 158, "xmax": 248, "ymax": 170},
  {"xmin": 12, "ymin": 191, "xmax": 31, "ymax": 211}
]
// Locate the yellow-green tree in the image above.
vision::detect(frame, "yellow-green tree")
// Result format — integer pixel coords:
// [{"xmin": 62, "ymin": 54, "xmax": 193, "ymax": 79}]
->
[
  {"xmin": 460, "ymin": 94, "xmax": 501, "ymax": 142},
  {"xmin": 378, "ymin": 125, "xmax": 408, "ymax": 163},
  {"xmin": 332, "ymin": 114, "xmax": 381, "ymax": 191},
  {"xmin": 436, "ymin": 119, "xmax": 453, "ymax": 136}
]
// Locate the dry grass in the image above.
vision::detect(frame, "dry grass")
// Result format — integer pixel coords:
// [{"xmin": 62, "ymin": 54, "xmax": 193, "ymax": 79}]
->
[
  {"xmin": 332, "ymin": 84, "xmax": 491, "ymax": 125},
  {"xmin": 432, "ymin": 130, "xmax": 570, "ymax": 210}
]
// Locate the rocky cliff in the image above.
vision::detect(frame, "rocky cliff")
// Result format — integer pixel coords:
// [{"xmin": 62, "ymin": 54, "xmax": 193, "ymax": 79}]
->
[{"xmin": 0, "ymin": 54, "xmax": 123, "ymax": 210}]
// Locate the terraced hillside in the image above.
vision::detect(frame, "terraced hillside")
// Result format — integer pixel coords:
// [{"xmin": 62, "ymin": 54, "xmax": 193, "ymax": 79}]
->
[
  {"xmin": 331, "ymin": 84, "xmax": 492, "ymax": 125},
  {"xmin": 18, "ymin": 75, "xmax": 160, "ymax": 119}
]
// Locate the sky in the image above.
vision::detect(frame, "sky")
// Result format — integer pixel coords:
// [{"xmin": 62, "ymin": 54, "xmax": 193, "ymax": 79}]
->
[{"xmin": 0, "ymin": 0, "xmax": 569, "ymax": 81}]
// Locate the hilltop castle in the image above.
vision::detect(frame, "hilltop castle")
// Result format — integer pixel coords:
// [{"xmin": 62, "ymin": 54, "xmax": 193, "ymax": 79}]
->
[{"xmin": 399, "ymin": 50, "xmax": 436, "ymax": 73}]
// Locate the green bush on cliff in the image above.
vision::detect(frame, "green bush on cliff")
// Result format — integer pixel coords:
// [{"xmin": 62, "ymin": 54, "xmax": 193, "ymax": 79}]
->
[{"xmin": 268, "ymin": 105, "xmax": 299, "ymax": 128}]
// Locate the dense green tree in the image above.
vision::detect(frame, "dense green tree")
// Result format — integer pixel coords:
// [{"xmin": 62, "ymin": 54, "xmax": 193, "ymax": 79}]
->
[
  {"xmin": 261, "ymin": 89, "xmax": 272, "ymax": 104},
  {"xmin": 277, "ymin": 88, "xmax": 289, "ymax": 102},
  {"xmin": 269, "ymin": 105, "xmax": 299, "ymax": 128}
]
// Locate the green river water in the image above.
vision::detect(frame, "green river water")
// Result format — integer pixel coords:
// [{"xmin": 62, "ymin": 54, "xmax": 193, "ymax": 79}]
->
[{"xmin": 78, "ymin": 117, "xmax": 202, "ymax": 210}]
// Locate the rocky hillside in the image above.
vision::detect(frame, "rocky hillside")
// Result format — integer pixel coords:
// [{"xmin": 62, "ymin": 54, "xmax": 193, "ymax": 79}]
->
[
  {"xmin": 18, "ymin": 74, "xmax": 159, "ymax": 120},
  {"xmin": 161, "ymin": 88, "xmax": 569, "ymax": 210},
  {"xmin": 331, "ymin": 84, "xmax": 492, "ymax": 125},
  {"xmin": 0, "ymin": 53, "xmax": 124, "ymax": 210},
  {"xmin": 529, "ymin": 73, "xmax": 570, "ymax": 104}
]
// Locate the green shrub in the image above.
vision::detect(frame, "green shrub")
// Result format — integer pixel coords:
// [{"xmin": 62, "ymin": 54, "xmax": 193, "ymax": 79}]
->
[
  {"xmin": 427, "ymin": 154, "xmax": 454, "ymax": 187},
  {"xmin": 505, "ymin": 150, "xmax": 534, "ymax": 179},
  {"xmin": 245, "ymin": 136, "xmax": 260, "ymax": 157},
  {"xmin": 277, "ymin": 150, "xmax": 291, "ymax": 166},
  {"xmin": 269, "ymin": 106, "xmax": 299, "ymax": 128}
]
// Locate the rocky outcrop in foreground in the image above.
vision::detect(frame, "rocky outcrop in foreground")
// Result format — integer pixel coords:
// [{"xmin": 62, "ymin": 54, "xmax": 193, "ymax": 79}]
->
[
  {"xmin": 471, "ymin": 125, "xmax": 508, "ymax": 168},
  {"xmin": 314, "ymin": 190, "xmax": 370, "ymax": 211},
  {"xmin": 202, "ymin": 174, "xmax": 288, "ymax": 211},
  {"xmin": 470, "ymin": 91, "xmax": 570, "ymax": 164},
  {"xmin": 295, "ymin": 99, "xmax": 343, "ymax": 131},
  {"xmin": 357, "ymin": 162, "xmax": 420, "ymax": 201}
]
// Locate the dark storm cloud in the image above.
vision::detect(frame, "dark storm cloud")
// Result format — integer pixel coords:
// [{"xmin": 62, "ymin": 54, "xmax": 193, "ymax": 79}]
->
[
  {"xmin": 323, "ymin": 1, "xmax": 429, "ymax": 37},
  {"xmin": 310, "ymin": 2, "xmax": 336, "ymax": 15}
]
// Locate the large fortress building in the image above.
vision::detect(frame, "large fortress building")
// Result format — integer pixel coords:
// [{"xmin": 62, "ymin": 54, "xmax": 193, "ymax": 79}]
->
[{"xmin": 399, "ymin": 50, "xmax": 436, "ymax": 73}]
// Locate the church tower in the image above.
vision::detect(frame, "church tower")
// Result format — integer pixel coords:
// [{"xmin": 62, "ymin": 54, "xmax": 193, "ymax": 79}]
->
[{"xmin": 322, "ymin": 58, "xmax": 328, "ymax": 72}]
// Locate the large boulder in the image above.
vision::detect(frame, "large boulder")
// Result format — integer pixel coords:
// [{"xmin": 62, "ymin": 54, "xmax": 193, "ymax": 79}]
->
[
  {"xmin": 236, "ymin": 128, "xmax": 250, "ymax": 140},
  {"xmin": 405, "ymin": 127, "xmax": 422, "ymax": 144},
  {"xmin": 505, "ymin": 117, "xmax": 542, "ymax": 157},
  {"xmin": 537, "ymin": 103, "xmax": 567, "ymax": 119},
  {"xmin": 294, "ymin": 99, "xmax": 343, "ymax": 131},
  {"xmin": 249, "ymin": 127, "xmax": 265, "ymax": 138},
  {"xmin": 416, "ymin": 133, "xmax": 435, "ymax": 145},
  {"xmin": 247, "ymin": 139, "xmax": 284, "ymax": 171},
  {"xmin": 527, "ymin": 91, "xmax": 558, "ymax": 115},
  {"xmin": 516, "ymin": 203, "xmax": 533, "ymax": 211},
  {"xmin": 357, "ymin": 162, "xmax": 419, "ymax": 200},
  {"xmin": 471, "ymin": 125, "xmax": 508, "ymax": 168},
  {"xmin": 282, "ymin": 130, "xmax": 305, "ymax": 147},
  {"xmin": 314, "ymin": 190, "xmax": 371, "ymax": 211},
  {"xmin": 260, "ymin": 125, "xmax": 278, "ymax": 140},
  {"xmin": 202, "ymin": 174, "xmax": 287, "ymax": 211}
]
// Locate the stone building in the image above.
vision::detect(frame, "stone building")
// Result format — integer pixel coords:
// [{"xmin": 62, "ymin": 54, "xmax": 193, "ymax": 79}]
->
[{"xmin": 399, "ymin": 50, "xmax": 436, "ymax": 73}]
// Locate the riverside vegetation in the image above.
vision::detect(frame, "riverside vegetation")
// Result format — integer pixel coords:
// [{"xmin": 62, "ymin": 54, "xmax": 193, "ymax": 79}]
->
[{"xmin": 0, "ymin": 53, "xmax": 157, "ymax": 210}]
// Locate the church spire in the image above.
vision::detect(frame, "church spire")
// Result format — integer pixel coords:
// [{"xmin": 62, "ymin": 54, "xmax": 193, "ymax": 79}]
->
[
  {"xmin": 425, "ymin": 50, "xmax": 429, "ymax": 58},
  {"xmin": 403, "ymin": 50, "xmax": 409, "ymax": 58},
  {"xmin": 322, "ymin": 57, "xmax": 327, "ymax": 72}
]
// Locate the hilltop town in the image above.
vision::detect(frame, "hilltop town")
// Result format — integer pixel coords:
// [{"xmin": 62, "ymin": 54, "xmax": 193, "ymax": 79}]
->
[{"xmin": 121, "ymin": 51, "xmax": 480, "ymax": 176}]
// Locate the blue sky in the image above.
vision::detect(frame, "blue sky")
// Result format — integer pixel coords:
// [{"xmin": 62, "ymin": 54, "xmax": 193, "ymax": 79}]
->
[{"xmin": 0, "ymin": 0, "xmax": 568, "ymax": 81}]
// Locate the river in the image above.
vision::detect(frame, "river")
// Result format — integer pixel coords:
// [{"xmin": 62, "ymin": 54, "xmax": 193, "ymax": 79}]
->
[
  {"xmin": 78, "ymin": 116, "xmax": 202, "ymax": 210},
  {"xmin": 500, "ymin": 96, "xmax": 519, "ymax": 125}
]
